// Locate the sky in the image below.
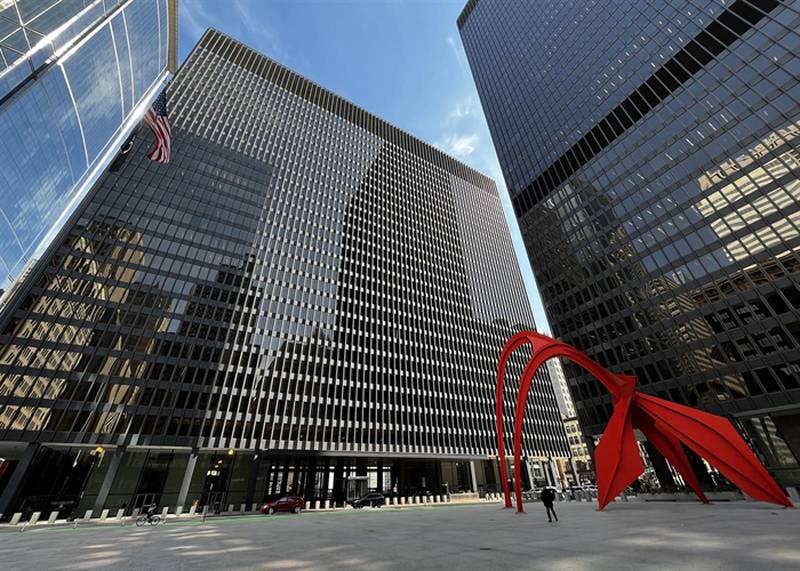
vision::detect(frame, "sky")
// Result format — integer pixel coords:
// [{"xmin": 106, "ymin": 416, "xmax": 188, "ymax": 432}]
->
[{"xmin": 178, "ymin": 0, "xmax": 552, "ymax": 333}]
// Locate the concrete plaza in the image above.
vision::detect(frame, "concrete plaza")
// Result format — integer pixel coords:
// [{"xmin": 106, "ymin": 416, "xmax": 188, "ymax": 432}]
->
[{"xmin": 0, "ymin": 501, "xmax": 798, "ymax": 570}]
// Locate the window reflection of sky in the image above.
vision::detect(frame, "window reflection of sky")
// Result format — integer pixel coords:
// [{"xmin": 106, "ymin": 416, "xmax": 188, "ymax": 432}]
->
[{"xmin": 0, "ymin": 0, "xmax": 169, "ymax": 296}]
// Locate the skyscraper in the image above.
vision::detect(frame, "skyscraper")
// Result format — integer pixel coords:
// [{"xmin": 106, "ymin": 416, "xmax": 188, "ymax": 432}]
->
[
  {"xmin": 459, "ymin": 0, "xmax": 800, "ymax": 497},
  {"xmin": 0, "ymin": 0, "xmax": 178, "ymax": 307},
  {"xmin": 0, "ymin": 29, "xmax": 568, "ymax": 519}
]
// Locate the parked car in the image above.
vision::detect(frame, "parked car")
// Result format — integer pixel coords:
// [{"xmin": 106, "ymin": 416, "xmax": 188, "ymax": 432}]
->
[
  {"xmin": 261, "ymin": 496, "xmax": 305, "ymax": 515},
  {"xmin": 350, "ymin": 492, "xmax": 385, "ymax": 509}
]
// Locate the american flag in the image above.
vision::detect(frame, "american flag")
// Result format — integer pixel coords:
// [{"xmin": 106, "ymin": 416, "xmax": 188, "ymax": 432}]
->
[{"xmin": 143, "ymin": 90, "xmax": 171, "ymax": 163}]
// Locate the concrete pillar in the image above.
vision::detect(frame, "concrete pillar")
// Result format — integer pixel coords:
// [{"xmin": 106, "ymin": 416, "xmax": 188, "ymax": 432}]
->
[
  {"xmin": 245, "ymin": 452, "xmax": 262, "ymax": 509},
  {"xmin": 176, "ymin": 449, "xmax": 199, "ymax": 510},
  {"xmin": 93, "ymin": 446, "xmax": 126, "ymax": 514},
  {"xmin": 525, "ymin": 460, "xmax": 537, "ymax": 493},
  {"xmin": 548, "ymin": 459, "xmax": 561, "ymax": 491},
  {"xmin": 469, "ymin": 461, "xmax": 478, "ymax": 493},
  {"xmin": 569, "ymin": 458, "xmax": 580, "ymax": 486},
  {"xmin": 0, "ymin": 443, "xmax": 39, "ymax": 519}
]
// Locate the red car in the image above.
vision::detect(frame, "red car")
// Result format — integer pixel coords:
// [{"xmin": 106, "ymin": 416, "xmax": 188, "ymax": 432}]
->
[{"xmin": 261, "ymin": 496, "xmax": 305, "ymax": 515}]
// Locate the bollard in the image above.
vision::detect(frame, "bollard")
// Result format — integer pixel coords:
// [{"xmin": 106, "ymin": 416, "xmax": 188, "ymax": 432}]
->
[
  {"xmin": 83, "ymin": 510, "xmax": 93, "ymax": 521},
  {"xmin": 161, "ymin": 507, "xmax": 169, "ymax": 522},
  {"xmin": 305, "ymin": 501, "xmax": 311, "ymax": 510},
  {"xmin": 115, "ymin": 509, "xmax": 125, "ymax": 520},
  {"xmin": 175, "ymin": 506, "xmax": 183, "ymax": 516},
  {"xmin": 189, "ymin": 505, "xmax": 197, "ymax": 516},
  {"xmin": 401, "ymin": 497, "xmax": 407, "ymax": 505},
  {"xmin": 227, "ymin": 504, "xmax": 234, "ymax": 513},
  {"xmin": 100, "ymin": 509, "xmax": 109, "ymax": 521},
  {"xmin": 437, "ymin": 495, "xmax": 443, "ymax": 503},
  {"xmin": 251, "ymin": 503, "xmax": 258, "ymax": 512},
  {"xmin": 21, "ymin": 511, "xmax": 41, "ymax": 531},
  {"xmin": 48, "ymin": 512, "xmax": 58, "ymax": 524},
  {"xmin": 10, "ymin": 513, "xmax": 22, "ymax": 526},
  {"xmin": 324, "ymin": 500, "xmax": 330, "ymax": 509},
  {"xmin": 202, "ymin": 505, "xmax": 209, "ymax": 523},
  {"xmin": 240, "ymin": 503, "xmax": 246, "ymax": 513}
]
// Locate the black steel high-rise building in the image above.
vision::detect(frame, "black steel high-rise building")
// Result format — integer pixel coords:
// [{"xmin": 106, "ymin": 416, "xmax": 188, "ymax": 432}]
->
[
  {"xmin": 0, "ymin": 30, "xmax": 568, "ymax": 518},
  {"xmin": 459, "ymin": 0, "xmax": 800, "ymax": 498}
]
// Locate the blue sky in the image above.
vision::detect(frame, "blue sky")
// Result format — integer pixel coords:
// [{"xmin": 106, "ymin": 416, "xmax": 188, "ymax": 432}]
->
[{"xmin": 179, "ymin": 0, "xmax": 551, "ymax": 333}]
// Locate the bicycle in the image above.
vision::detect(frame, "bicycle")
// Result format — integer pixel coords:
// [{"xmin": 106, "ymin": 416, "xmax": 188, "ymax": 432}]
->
[{"xmin": 135, "ymin": 513, "xmax": 161, "ymax": 527}]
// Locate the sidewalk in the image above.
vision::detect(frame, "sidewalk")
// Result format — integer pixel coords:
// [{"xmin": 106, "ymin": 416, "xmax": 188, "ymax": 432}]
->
[{"xmin": 0, "ymin": 493, "xmax": 510, "ymax": 532}]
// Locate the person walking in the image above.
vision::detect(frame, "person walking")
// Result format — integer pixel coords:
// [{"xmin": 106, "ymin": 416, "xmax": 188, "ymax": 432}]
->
[{"xmin": 541, "ymin": 487, "xmax": 558, "ymax": 522}]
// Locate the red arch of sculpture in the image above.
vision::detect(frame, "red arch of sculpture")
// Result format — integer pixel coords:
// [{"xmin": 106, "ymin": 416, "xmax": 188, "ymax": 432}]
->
[{"xmin": 496, "ymin": 331, "xmax": 793, "ymax": 512}]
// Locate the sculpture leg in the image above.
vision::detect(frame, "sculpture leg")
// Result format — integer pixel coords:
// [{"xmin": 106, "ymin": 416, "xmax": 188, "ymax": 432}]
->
[
  {"xmin": 496, "ymin": 334, "xmax": 531, "ymax": 509},
  {"xmin": 511, "ymin": 354, "xmax": 549, "ymax": 513},
  {"xmin": 634, "ymin": 394, "xmax": 792, "ymax": 508},
  {"xmin": 594, "ymin": 396, "xmax": 644, "ymax": 510}
]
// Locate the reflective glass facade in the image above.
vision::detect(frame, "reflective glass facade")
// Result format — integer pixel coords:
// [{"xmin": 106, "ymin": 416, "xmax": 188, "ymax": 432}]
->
[
  {"xmin": 460, "ymin": 0, "xmax": 800, "ymax": 491},
  {"xmin": 0, "ymin": 30, "xmax": 568, "ymax": 516},
  {"xmin": 0, "ymin": 0, "xmax": 176, "ymax": 303}
]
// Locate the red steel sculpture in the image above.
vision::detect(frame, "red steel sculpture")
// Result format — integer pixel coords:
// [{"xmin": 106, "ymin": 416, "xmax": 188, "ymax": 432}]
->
[{"xmin": 496, "ymin": 331, "xmax": 793, "ymax": 512}]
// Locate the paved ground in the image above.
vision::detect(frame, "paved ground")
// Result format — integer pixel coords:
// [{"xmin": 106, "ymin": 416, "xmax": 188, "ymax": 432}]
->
[{"xmin": 0, "ymin": 501, "xmax": 798, "ymax": 570}]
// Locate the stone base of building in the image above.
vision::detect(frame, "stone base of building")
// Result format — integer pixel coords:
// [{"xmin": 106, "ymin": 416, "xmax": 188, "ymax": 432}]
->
[{"xmin": 0, "ymin": 444, "xmax": 568, "ymax": 521}]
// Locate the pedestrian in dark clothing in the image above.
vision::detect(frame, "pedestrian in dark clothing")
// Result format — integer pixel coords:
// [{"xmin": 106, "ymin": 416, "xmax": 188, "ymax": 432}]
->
[{"xmin": 541, "ymin": 487, "xmax": 558, "ymax": 522}]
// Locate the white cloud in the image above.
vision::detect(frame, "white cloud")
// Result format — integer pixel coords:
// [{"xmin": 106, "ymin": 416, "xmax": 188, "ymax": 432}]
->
[
  {"xmin": 448, "ymin": 96, "xmax": 475, "ymax": 122},
  {"xmin": 436, "ymin": 133, "xmax": 479, "ymax": 158},
  {"xmin": 446, "ymin": 35, "xmax": 470, "ymax": 78}
]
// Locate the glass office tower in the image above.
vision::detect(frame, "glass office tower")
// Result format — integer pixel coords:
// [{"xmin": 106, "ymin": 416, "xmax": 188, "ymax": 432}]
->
[
  {"xmin": 0, "ymin": 29, "xmax": 568, "ymax": 519},
  {"xmin": 0, "ymin": 0, "xmax": 178, "ymax": 308},
  {"xmin": 459, "ymin": 0, "xmax": 800, "ymax": 496}
]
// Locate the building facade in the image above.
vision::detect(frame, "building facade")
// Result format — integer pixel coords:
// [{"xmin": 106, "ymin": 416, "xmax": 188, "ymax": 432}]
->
[
  {"xmin": 0, "ymin": 29, "xmax": 568, "ymax": 519},
  {"xmin": 459, "ymin": 0, "xmax": 800, "ymax": 497},
  {"xmin": 0, "ymin": 0, "xmax": 178, "ymax": 307}
]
